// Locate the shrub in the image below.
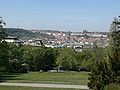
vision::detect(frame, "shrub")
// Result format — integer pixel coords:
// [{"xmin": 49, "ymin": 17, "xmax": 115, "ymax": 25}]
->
[
  {"xmin": 88, "ymin": 60, "xmax": 111, "ymax": 90},
  {"xmin": 104, "ymin": 83, "xmax": 120, "ymax": 90},
  {"xmin": 20, "ymin": 63, "xmax": 29, "ymax": 73}
]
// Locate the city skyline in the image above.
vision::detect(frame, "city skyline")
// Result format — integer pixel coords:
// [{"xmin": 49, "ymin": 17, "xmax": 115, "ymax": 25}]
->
[{"xmin": 0, "ymin": 0, "xmax": 120, "ymax": 32}]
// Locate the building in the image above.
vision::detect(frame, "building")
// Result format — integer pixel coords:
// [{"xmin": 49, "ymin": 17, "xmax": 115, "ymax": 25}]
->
[{"xmin": 4, "ymin": 37, "xmax": 23, "ymax": 46}]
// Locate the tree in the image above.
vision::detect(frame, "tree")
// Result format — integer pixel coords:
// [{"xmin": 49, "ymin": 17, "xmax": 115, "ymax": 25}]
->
[
  {"xmin": 78, "ymin": 50, "xmax": 93, "ymax": 71},
  {"xmin": 40, "ymin": 48, "xmax": 55, "ymax": 71},
  {"xmin": 56, "ymin": 48, "xmax": 78, "ymax": 71},
  {"xmin": 0, "ymin": 17, "xmax": 7, "ymax": 41},
  {"xmin": 22, "ymin": 46, "xmax": 35, "ymax": 71},
  {"xmin": 23, "ymin": 47, "xmax": 55, "ymax": 71},
  {"xmin": 88, "ymin": 16, "xmax": 120, "ymax": 90},
  {"xmin": 8, "ymin": 43, "xmax": 26, "ymax": 72},
  {"xmin": 88, "ymin": 46, "xmax": 111, "ymax": 90},
  {"xmin": 88, "ymin": 60, "xmax": 111, "ymax": 90},
  {"xmin": 0, "ymin": 41, "xmax": 9, "ymax": 71},
  {"xmin": 0, "ymin": 17, "xmax": 8, "ymax": 71},
  {"xmin": 108, "ymin": 17, "xmax": 120, "ymax": 83}
]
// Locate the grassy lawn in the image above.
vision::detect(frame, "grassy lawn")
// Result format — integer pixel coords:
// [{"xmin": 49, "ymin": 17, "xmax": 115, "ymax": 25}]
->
[
  {"xmin": 0, "ymin": 86, "xmax": 85, "ymax": 90},
  {"xmin": 0, "ymin": 72, "xmax": 89, "ymax": 85}
]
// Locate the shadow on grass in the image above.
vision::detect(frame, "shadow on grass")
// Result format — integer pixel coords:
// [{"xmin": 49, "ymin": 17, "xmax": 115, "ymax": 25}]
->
[{"xmin": 0, "ymin": 72, "xmax": 23, "ymax": 82}]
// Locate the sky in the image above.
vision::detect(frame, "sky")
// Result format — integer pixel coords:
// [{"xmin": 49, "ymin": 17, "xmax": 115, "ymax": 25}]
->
[{"xmin": 0, "ymin": 0, "xmax": 120, "ymax": 32}]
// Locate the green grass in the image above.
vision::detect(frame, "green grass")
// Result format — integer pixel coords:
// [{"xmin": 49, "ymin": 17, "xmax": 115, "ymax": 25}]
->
[
  {"xmin": 0, "ymin": 86, "xmax": 84, "ymax": 90},
  {"xmin": 0, "ymin": 72, "xmax": 89, "ymax": 85}
]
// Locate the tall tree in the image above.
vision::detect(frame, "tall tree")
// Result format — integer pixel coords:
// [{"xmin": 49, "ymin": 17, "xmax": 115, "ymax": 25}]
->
[
  {"xmin": 0, "ymin": 17, "xmax": 8, "ymax": 71},
  {"xmin": 108, "ymin": 17, "xmax": 120, "ymax": 83},
  {"xmin": 56, "ymin": 48, "xmax": 78, "ymax": 71},
  {"xmin": 88, "ymin": 16, "xmax": 120, "ymax": 90},
  {"xmin": 23, "ymin": 47, "xmax": 55, "ymax": 71},
  {"xmin": 0, "ymin": 17, "xmax": 7, "ymax": 41}
]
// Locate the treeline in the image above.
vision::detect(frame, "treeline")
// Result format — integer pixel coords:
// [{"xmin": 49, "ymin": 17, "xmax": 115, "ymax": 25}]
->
[{"xmin": 0, "ymin": 42, "xmax": 106, "ymax": 73}]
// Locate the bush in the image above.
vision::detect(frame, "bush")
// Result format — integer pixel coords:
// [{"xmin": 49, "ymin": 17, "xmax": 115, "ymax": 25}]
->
[
  {"xmin": 20, "ymin": 63, "xmax": 29, "ymax": 73},
  {"xmin": 104, "ymin": 83, "xmax": 120, "ymax": 90},
  {"xmin": 88, "ymin": 60, "xmax": 111, "ymax": 90},
  {"xmin": 9, "ymin": 59, "xmax": 21, "ymax": 73}
]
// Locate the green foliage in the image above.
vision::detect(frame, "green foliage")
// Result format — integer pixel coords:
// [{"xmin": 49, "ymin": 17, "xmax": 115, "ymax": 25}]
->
[
  {"xmin": 0, "ymin": 19, "xmax": 7, "ymax": 41},
  {"xmin": 20, "ymin": 63, "xmax": 29, "ymax": 73},
  {"xmin": 8, "ymin": 44, "xmax": 26, "ymax": 72},
  {"xmin": 0, "ymin": 28, "xmax": 7, "ymax": 41},
  {"xmin": 78, "ymin": 50, "xmax": 93, "ymax": 71},
  {"xmin": 108, "ymin": 19, "xmax": 120, "ymax": 83},
  {"xmin": 6, "ymin": 28, "xmax": 34, "ymax": 39},
  {"xmin": 18, "ymin": 46, "xmax": 95, "ymax": 72},
  {"xmin": 37, "ymin": 47, "xmax": 55, "ymax": 71},
  {"xmin": 88, "ymin": 17, "xmax": 120, "ymax": 90},
  {"xmin": 0, "ymin": 18, "xmax": 8, "ymax": 72},
  {"xmin": 9, "ymin": 44, "xmax": 24, "ymax": 62},
  {"xmin": 88, "ymin": 47, "xmax": 111, "ymax": 89},
  {"xmin": 88, "ymin": 60, "xmax": 111, "ymax": 90},
  {"xmin": 6, "ymin": 28, "xmax": 55, "ymax": 40},
  {"xmin": 23, "ymin": 47, "xmax": 55, "ymax": 71},
  {"xmin": 104, "ymin": 83, "xmax": 120, "ymax": 90},
  {"xmin": 0, "ymin": 41, "xmax": 9, "ymax": 71},
  {"xmin": 56, "ymin": 48, "xmax": 78, "ymax": 71},
  {"xmin": 56, "ymin": 48, "xmax": 95, "ymax": 71},
  {"xmin": 9, "ymin": 59, "xmax": 21, "ymax": 73}
]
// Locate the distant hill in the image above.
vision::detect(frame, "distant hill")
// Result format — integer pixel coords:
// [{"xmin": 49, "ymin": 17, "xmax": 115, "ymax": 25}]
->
[
  {"xmin": 6, "ymin": 28, "xmax": 30, "ymax": 34},
  {"xmin": 6, "ymin": 28, "xmax": 34, "ymax": 39},
  {"xmin": 6, "ymin": 28, "xmax": 107, "ymax": 40},
  {"xmin": 6, "ymin": 28, "xmax": 55, "ymax": 40}
]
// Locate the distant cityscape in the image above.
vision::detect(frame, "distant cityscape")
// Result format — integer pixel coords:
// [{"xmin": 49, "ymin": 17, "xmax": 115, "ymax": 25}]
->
[{"xmin": 5, "ymin": 28, "xmax": 108, "ymax": 52}]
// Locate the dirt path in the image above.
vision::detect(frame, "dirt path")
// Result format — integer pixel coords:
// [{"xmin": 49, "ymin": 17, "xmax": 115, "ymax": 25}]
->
[{"xmin": 0, "ymin": 82, "xmax": 89, "ymax": 89}]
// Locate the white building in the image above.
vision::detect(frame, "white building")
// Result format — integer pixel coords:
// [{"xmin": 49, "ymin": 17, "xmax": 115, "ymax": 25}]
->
[{"xmin": 4, "ymin": 37, "xmax": 22, "ymax": 46}]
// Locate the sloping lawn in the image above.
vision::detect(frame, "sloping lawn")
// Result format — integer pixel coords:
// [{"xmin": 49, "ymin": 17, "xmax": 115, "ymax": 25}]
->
[
  {"xmin": 0, "ymin": 72, "xmax": 89, "ymax": 85},
  {"xmin": 0, "ymin": 86, "xmax": 85, "ymax": 90}
]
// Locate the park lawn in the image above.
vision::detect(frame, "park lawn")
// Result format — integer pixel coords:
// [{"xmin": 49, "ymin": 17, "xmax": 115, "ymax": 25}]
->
[
  {"xmin": 0, "ymin": 72, "xmax": 89, "ymax": 85},
  {"xmin": 0, "ymin": 86, "xmax": 85, "ymax": 90}
]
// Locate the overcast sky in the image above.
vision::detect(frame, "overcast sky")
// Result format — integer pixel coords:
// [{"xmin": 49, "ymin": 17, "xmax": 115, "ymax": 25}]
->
[{"xmin": 0, "ymin": 0, "xmax": 120, "ymax": 32}]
